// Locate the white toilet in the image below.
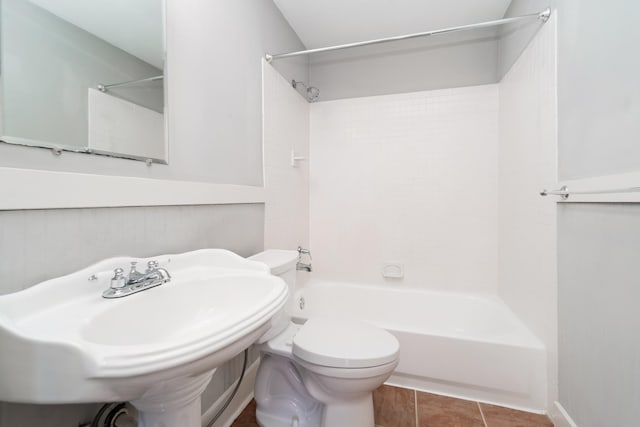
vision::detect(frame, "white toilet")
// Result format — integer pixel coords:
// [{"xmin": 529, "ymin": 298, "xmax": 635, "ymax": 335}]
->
[{"xmin": 249, "ymin": 250, "xmax": 400, "ymax": 427}]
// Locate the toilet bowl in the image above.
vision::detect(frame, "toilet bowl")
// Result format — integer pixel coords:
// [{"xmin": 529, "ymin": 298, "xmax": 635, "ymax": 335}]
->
[{"xmin": 249, "ymin": 250, "xmax": 400, "ymax": 427}]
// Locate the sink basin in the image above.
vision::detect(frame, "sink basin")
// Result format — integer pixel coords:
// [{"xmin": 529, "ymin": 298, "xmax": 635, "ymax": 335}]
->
[
  {"xmin": 82, "ymin": 275, "xmax": 269, "ymax": 347},
  {"xmin": 0, "ymin": 249, "xmax": 287, "ymax": 426}
]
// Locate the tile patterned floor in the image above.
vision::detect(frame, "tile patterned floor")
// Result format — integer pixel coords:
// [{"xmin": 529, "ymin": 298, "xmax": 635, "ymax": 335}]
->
[
  {"xmin": 231, "ymin": 399, "xmax": 258, "ymax": 427},
  {"xmin": 230, "ymin": 385, "xmax": 554, "ymax": 427}
]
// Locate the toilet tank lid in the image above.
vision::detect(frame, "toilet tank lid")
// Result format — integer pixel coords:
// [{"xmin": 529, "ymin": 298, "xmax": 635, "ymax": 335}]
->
[{"xmin": 248, "ymin": 250, "xmax": 298, "ymax": 276}]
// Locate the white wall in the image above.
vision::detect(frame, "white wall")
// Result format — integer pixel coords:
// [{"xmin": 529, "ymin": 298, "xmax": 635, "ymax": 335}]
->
[
  {"xmin": 0, "ymin": 205, "xmax": 264, "ymax": 294},
  {"xmin": 0, "ymin": 0, "xmax": 306, "ymax": 295},
  {"xmin": 309, "ymin": 85, "xmax": 500, "ymax": 292},
  {"xmin": 0, "ymin": 0, "xmax": 307, "ymax": 185},
  {"xmin": 503, "ymin": 2, "xmax": 640, "ymax": 425},
  {"xmin": 503, "ymin": 0, "xmax": 640, "ymax": 181},
  {"xmin": 0, "ymin": 1, "xmax": 307, "ymax": 426},
  {"xmin": 554, "ymin": 0, "xmax": 640, "ymax": 180},
  {"xmin": 165, "ymin": 0, "xmax": 307, "ymax": 185},
  {"xmin": 262, "ymin": 61, "xmax": 310, "ymax": 250},
  {"xmin": 498, "ymin": 14, "xmax": 558, "ymax": 410},
  {"xmin": 558, "ymin": 204, "xmax": 640, "ymax": 427}
]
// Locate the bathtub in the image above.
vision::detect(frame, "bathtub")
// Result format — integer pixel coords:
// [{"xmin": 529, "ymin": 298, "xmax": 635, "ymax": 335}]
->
[{"xmin": 290, "ymin": 279, "xmax": 547, "ymax": 413}]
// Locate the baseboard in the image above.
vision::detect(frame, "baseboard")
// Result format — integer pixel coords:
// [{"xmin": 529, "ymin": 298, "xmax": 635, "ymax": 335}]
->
[
  {"xmin": 549, "ymin": 401, "xmax": 578, "ymax": 427},
  {"xmin": 201, "ymin": 359, "xmax": 259, "ymax": 427}
]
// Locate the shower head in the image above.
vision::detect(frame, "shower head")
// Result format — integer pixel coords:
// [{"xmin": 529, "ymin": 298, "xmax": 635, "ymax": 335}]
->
[
  {"xmin": 292, "ymin": 80, "xmax": 320, "ymax": 102},
  {"xmin": 306, "ymin": 86, "xmax": 320, "ymax": 102}
]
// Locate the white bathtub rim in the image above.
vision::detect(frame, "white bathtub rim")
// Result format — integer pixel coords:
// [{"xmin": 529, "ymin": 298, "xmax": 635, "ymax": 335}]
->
[
  {"xmin": 296, "ymin": 279, "xmax": 546, "ymax": 349},
  {"xmin": 303, "ymin": 277, "xmax": 503, "ymax": 302},
  {"xmin": 294, "ymin": 310, "xmax": 544, "ymax": 350}
]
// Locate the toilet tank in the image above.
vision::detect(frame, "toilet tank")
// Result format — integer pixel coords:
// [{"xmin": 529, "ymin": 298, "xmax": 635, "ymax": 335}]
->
[
  {"xmin": 248, "ymin": 250, "xmax": 298, "ymax": 343},
  {"xmin": 249, "ymin": 250, "xmax": 298, "ymax": 288}
]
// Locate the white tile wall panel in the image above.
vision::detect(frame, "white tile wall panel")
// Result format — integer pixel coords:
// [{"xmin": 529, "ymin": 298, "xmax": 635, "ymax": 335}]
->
[
  {"xmin": 309, "ymin": 85, "xmax": 500, "ymax": 293},
  {"xmin": 498, "ymin": 15, "xmax": 558, "ymax": 408},
  {"xmin": 262, "ymin": 62, "xmax": 310, "ymax": 251}
]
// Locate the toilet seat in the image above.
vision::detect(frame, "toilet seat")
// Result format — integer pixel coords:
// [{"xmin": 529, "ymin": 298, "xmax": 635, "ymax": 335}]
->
[
  {"xmin": 293, "ymin": 356, "xmax": 399, "ymax": 380},
  {"xmin": 292, "ymin": 317, "xmax": 399, "ymax": 369}
]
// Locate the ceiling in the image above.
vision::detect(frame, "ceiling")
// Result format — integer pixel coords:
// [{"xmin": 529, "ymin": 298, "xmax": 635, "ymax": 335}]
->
[
  {"xmin": 272, "ymin": 0, "xmax": 513, "ymax": 49},
  {"xmin": 29, "ymin": 0, "xmax": 163, "ymax": 69}
]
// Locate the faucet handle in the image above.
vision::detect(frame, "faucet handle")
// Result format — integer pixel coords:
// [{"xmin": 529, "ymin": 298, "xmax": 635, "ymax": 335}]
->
[
  {"xmin": 296, "ymin": 247, "xmax": 313, "ymax": 272},
  {"xmin": 297, "ymin": 246, "xmax": 312, "ymax": 260},
  {"xmin": 146, "ymin": 260, "xmax": 159, "ymax": 272},
  {"xmin": 129, "ymin": 261, "xmax": 142, "ymax": 279},
  {"xmin": 110, "ymin": 268, "xmax": 126, "ymax": 289}
]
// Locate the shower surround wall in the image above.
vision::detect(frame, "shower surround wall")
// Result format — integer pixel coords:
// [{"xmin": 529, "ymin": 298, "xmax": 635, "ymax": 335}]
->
[
  {"xmin": 260, "ymin": 19, "xmax": 558, "ymax": 411},
  {"xmin": 498, "ymin": 14, "xmax": 558, "ymax": 411},
  {"xmin": 504, "ymin": 1, "xmax": 640, "ymax": 425},
  {"xmin": 261, "ymin": 11, "xmax": 557, "ymax": 410},
  {"xmin": 309, "ymin": 86, "xmax": 500, "ymax": 292},
  {"xmin": 262, "ymin": 61, "xmax": 310, "ymax": 251},
  {"xmin": 299, "ymin": 16, "xmax": 557, "ymax": 411},
  {"xmin": 262, "ymin": 69, "xmax": 550, "ymax": 410}
]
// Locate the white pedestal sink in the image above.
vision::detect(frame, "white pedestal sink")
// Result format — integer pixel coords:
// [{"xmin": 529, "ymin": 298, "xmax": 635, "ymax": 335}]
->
[{"xmin": 0, "ymin": 249, "xmax": 288, "ymax": 427}]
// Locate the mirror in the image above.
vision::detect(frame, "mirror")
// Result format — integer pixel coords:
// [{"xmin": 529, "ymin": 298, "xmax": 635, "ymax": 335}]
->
[{"xmin": 0, "ymin": 0, "xmax": 167, "ymax": 164}]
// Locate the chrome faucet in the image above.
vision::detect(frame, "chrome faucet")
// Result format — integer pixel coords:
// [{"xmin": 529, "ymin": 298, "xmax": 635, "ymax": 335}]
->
[
  {"xmin": 127, "ymin": 261, "xmax": 144, "ymax": 282},
  {"xmin": 103, "ymin": 260, "xmax": 171, "ymax": 298},
  {"xmin": 296, "ymin": 246, "xmax": 312, "ymax": 272}
]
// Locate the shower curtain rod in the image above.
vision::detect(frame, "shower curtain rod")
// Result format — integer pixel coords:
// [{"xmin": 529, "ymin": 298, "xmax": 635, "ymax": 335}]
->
[
  {"xmin": 97, "ymin": 75, "xmax": 163, "ymax": 92},
  {"xmin": 266, "ymin": 8, "xmax": 551, "ymax": 62}
]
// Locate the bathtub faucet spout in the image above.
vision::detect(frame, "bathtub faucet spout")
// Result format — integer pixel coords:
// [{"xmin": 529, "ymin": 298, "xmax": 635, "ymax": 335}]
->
[{"xmin": 297, "ymin": 246, "xmax": 312, "ymax": 272}]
